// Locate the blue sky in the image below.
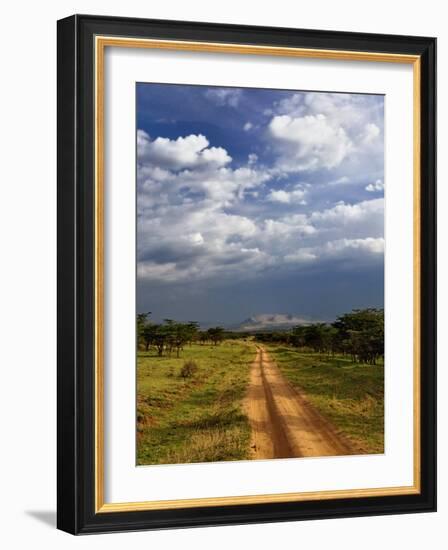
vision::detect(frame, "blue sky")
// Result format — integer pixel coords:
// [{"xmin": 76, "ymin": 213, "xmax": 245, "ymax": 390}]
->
[{"xmin": 136, "ymin": 83, "xmax": 384, "ymax": 327}]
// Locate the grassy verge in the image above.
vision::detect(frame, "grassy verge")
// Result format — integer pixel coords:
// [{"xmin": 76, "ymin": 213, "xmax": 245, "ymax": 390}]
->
[
  {"xmin": 267, "ymin": 346, "xmax": 384, "ymax": 454},
  {"xmin": 137, "ymin": 341, "xmax": 254, "ymax": 465}
]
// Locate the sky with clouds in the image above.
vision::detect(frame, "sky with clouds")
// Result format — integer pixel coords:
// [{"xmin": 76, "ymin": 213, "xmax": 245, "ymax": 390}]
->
[{"xmin": 136, "ymin": 83, "xmax": 384, "ymax": 326}]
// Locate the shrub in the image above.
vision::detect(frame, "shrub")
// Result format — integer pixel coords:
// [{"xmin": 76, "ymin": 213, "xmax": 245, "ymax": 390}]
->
[{"xmin": 180, "ymin": 360, "xmax": 198, "ymax": 379}]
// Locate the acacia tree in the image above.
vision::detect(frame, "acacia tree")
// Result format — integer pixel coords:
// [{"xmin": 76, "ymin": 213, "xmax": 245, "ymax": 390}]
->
[
  {"xmin": 136, "ymin": 315, "xmax": 200, "ymax": 357},
  {"xmin": 207, "ymin": 327, "xmax": 224, "ymax": 346},
  {"xmin": 290, "ymin": 326, "xmax": 306, "ymax": 348},
  {"xmin": 185, "ymin": 321, "xmax": 200, "ymax": 346},
  {"xmin": 172, "ymin": 322, "xmax": 197, "ymax": 357},
  {"xmin": 162, "ymin": 319, "xmax": 176, "ymax": 356},
  {"xmin": 152, "ymin": 324, "xmax": 168, "ymax": 356},
  {"xmin": 137, "ymin": 312, "xmax": 152, "ymax": 350},
  {"xmin": 141, "ymin": 324, "xmax": 156, "ymax": 351},
  {"xmin": 333, "ymin": 308, "xmax": 384, "ymax": 364}
]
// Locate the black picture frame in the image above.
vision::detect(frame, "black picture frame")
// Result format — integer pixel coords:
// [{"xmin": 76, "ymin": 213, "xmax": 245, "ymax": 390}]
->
[{"xmin": 57, "ymin": 14, "xmax": 436, "ymax": 534}]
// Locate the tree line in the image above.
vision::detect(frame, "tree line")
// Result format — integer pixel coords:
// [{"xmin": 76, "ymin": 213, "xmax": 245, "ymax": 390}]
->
[
  {"xmin": 255, "ymin": 308, "xmax": 384, "ymax": 365},
  {"xmin": 137, "ymin": 313, "xmax": 225, "ymax": 357},
  {"xmin": 137, "ymin": 308, "xmax": 384, "ymax": 364}
]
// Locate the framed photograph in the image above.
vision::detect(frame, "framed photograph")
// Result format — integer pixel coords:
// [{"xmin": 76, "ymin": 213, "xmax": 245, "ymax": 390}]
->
[{"xmin": 57, "ymin": 14, "xmax": 436, "ymax": 534}]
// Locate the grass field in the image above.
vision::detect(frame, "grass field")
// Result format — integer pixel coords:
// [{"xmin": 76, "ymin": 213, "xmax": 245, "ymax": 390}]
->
[
  {"xmin": 137, "ymin": 341, "xmax": 254, "ymax": 465},
  {"xmin": 268, "ymin": 346, "xmax": 384, "ymax": 454}
]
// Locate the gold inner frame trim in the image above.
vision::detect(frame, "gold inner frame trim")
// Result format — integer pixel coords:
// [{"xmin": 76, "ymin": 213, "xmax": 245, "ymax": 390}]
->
[{"xmin": 94, "ymin": 35, "xmax": 421, "ymax": 513}]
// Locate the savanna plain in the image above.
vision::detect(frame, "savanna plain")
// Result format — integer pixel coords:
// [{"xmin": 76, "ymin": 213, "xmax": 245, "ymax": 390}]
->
[{"xmin": 137, "ymin": 309, "xmax": 384, "ymax": 465}]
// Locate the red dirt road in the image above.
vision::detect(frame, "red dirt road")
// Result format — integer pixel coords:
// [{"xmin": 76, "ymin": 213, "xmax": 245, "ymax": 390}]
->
[{"xmin": 244, "ymin": 346, "xmax": 354, "ymax": 459}]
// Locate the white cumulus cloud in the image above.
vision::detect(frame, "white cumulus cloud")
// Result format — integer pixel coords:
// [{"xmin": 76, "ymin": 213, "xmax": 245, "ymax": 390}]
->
[
  {"xmin": 268, "ymin": 114, "xmax": 353, "ymax": 171},
  {"xmin": 366, "ymin": 179, "xmax": 384, "ymax": 192},
  {"xmin": 266, "ymin": 187, "xmax": 306, "ymax": 204},
  {"xmin": 311, "ymin": 198, "xmax": 384, "ymax": 226},
  {"xmin": 137, "ymin": 129, "xmax": 231, "ymax": 171},
  {"xmin": 268, "ymin": 92, "xmax": 384, "ymax": 178}
]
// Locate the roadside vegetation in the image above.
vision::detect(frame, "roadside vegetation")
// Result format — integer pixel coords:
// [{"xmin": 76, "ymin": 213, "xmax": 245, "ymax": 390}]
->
[
  {"xmin": 255, "ymin": 308, "xmax": 384, "ymax": 365},
  {"xmin": 137, "ymin": 340, "xmax": 253, "ymax": 465},
  {"xmin": 137, "ymin": 312, "xmax": 225, "ymax": 357}
]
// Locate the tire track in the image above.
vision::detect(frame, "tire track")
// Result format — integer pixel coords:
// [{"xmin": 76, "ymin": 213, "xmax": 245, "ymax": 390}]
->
[{"xmin": 244, "ymin": 345, "xmax": 354, "ymax": 459}]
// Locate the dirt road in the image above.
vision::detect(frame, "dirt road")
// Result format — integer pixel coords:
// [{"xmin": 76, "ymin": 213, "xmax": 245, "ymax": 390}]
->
[{"xmin": 244, "ymin": 346, "xmax": 354, "ymax": 459}]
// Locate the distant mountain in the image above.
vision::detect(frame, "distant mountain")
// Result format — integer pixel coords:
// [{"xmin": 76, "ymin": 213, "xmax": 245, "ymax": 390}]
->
[{"xmin": 230, "ymin": 313, "xmax": 315, "ymax": 332}]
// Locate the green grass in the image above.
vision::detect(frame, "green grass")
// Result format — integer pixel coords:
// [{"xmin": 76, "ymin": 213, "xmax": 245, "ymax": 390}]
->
[
  {"xmin": 267, "ymin": 346, "xmax": 384, "ymax": 454},
  {"xmin": 137, "ymin": 341, "xmax": 254, "ymax": 465}
]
